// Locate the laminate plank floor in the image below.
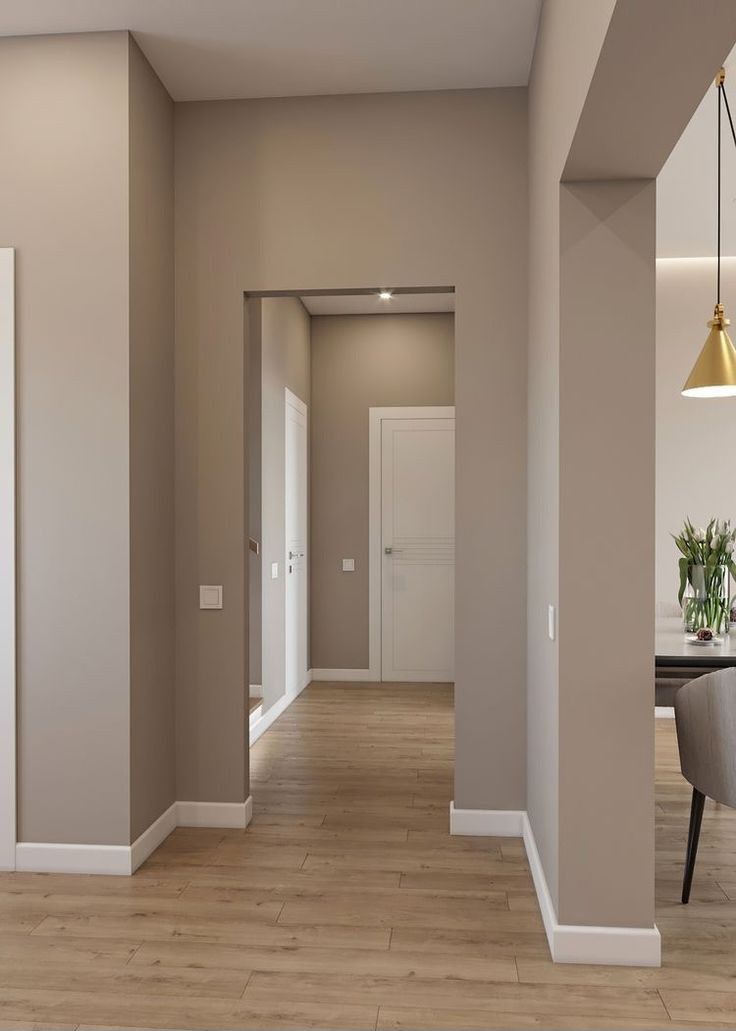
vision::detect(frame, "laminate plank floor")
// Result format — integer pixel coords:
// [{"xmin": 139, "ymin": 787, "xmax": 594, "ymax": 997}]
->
[{"xmin": 1, "ymin": 685, "xmax": 736, "ymax": 1028}]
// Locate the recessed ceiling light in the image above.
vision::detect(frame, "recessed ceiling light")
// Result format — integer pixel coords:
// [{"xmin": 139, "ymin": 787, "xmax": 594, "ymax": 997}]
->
[{"xmin": 378, "ymin": 290, "xmax": 393, "ymax": 301}]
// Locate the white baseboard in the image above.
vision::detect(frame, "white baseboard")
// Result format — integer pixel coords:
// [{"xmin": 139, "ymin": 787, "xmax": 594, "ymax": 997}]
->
[
  {"xmin": 16, "ymin": 841, "xmax": 133, "ymax": 876},
  {"xmin": 16, "ymin": 796, "xmax": 253, "ymax": 875},
  {"xmin": 521, "ymin": 813, "xmax": 661, "ymax": 966},
  {"xmin": 310, "ymin": 668, "xmax": 375, "ymax": 682},
  {"xmin": 249, "ymin": 689, "xmax": 291, "ymax": 745},
  {"xmin": 449, "ymin": 802, "xmax": 524, "ymax": 836},
  {"xmin": 176, "ymin": 797, "xmax": 253, "ymax": 829},
  {"xmin": 655, "ymin": 706, "xmax": 675, "ymax": 719},
  {"xmin": 250, "ymin": 674, "xmax": 311, "ymax": 745},
  {"xmin": 130, "ymin": 802, "xmax": 177, "ymax": 872},
  {"xmin": 249, "ymin": 683, "xmax": 263, "ymax": 698},
  {"xmin": 448, "ymin": 802, "xmax": 660, "ymax": 966}
]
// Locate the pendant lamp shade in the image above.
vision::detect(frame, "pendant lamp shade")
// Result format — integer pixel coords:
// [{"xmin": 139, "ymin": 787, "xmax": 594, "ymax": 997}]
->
[
  {"xmin": 682, "ymin": 304, "xmax": 736, "ymax": 397},
  {"xmin": 682, "ymin": 68, "xmax": 736, "ymax": 398}
]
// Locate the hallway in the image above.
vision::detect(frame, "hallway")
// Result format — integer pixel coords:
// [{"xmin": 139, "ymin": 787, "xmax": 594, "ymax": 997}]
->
[{"xmin": 0, "ymin": 685, "xmax": 735, "ymax": 1027}]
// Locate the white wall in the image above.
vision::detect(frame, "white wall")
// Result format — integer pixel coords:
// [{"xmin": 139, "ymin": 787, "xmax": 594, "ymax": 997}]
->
[{"xmin": 656, "ymin": 258, "xmax": 736, "ymax": 614}]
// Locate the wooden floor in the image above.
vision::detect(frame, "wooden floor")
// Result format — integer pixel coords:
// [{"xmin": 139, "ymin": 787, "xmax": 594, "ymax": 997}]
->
[{"xmin": 1, "ymin": 685, "xmax": 736, "ymax": 1029}]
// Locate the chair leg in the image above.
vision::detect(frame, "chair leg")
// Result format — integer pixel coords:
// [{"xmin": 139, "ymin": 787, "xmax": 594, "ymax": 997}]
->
[{"xmin": 682, "ymin": 788, "xmax": 706, "ymax": 904}]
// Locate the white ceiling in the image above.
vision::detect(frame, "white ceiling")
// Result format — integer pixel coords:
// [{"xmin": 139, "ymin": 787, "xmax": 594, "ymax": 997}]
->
[
  {"xmin": 658, "ymin": 45, "xmax": 736, "ymax": 257},
  {"xmin": 301, "ymin": 292, "xmax": 455, "ymax": 316},
  {"xmin": 0, "ymin": 0, "xmax": 542, "ymax": 102}
]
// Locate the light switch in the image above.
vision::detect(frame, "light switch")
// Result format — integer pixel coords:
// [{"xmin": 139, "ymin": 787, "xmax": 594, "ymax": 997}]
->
[
  {"xmin": 271, "ymin": 562, "xmax": 279, "ymax": 580},
  {"xmin": 548, "ymin": 604, "xmax": 556, "ymax": 641},
  {"xmin": 200, "ymin": 585, "xmax": 223, "ymax": 610},
  {"xmin": 342, "ymin": 558, "xmax": 355, "ymax": 572}
]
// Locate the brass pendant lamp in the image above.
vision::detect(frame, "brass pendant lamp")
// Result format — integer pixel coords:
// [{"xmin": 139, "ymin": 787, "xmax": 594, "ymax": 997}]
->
[{"xmin": 682, "ymin": 68, "xmax": 736, "ymax": 397}]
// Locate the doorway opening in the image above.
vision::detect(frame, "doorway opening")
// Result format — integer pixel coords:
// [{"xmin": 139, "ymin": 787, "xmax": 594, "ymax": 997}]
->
[
  {"xmin": 652, "ymin": 48, "xmax": 736, "ymax": 961},
  {"xmin": 245, "ymin": 285, "xmax": 455, "ymax": 751}
]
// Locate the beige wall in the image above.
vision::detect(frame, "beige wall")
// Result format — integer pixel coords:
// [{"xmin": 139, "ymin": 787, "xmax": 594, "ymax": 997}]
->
[
  {"xmin": 656, "ymin": 258, "xmax": 736, "ymax": 613},
  {"xmin": 174, "ymin": 88, "xmax": 528, "ymax": 810},
  {"xmin": 2, "ymin": 31, "xmax": 175, "ymax": 845},
  {"xmin": 558, "ymin": 178, "xmax": 655, "ymax": 927},
  {"xmin": 527, "ymin": 0, "xmax": 615, "ymax": 908},
  {"xmin": 247, "ymin": 301, "xmax": 262, "ymax": 688},
  {"xmin": 1, "ymin": 32, "xmax": 132, "ymax": 845},
  {"xmin": 259, "ymin": 296, "xmax": 310, "ymax": 713},
  {"xmin": 310, "ymin": 312, "xmax": 454, "ymax": 670},
  {"xmin": 528, "ymin": 0, "xmax": 736, "ymax": 929},
  {"xmin": 128, "ymin": 40, "xmax": 176, "ymax": 841}
]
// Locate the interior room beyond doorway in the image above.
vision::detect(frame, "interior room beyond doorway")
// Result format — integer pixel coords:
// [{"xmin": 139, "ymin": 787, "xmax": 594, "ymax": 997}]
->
[{"xmin": 246, "ymin": 287, "xmax": 455, "ymax": 745}]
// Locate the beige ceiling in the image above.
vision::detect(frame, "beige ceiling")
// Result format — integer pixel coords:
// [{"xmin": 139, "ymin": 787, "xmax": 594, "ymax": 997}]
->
[{"xmin": 0, "ymin": 0, "xmax": 542, "ymax": 102}]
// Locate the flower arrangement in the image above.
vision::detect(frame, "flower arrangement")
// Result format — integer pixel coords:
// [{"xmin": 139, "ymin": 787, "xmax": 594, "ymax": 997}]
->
[{"xmin": 674, "ymin": 518, "xmax": 736, "ymax": 634}]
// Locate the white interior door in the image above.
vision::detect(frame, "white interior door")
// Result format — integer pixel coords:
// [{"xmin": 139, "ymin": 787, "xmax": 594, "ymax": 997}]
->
[
  {"xmin": 285, "ymin": 389, "xmax": 308, "ymax": 696},
  {"xmin": 381, "ymin": 417, "xmax": 455, "ymax": 682}
]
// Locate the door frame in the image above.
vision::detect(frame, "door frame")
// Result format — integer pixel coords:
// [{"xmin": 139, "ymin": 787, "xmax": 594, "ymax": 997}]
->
[
  {"xmin": 368, "ymin": 405, "xmax": 455, "ymax": 682},
  {"xmin": 284, "ymin": 387, "xmax": 309, "ymax": 696},
  {"xmin": 0, "ymin": 249, "xmax": 16, "ymax": 870}
]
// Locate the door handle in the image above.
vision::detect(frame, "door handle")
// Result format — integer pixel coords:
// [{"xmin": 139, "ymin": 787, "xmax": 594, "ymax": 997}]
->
[{"xmin": 384, "ymin": 546, "xmax": 403, "ymax": 555}]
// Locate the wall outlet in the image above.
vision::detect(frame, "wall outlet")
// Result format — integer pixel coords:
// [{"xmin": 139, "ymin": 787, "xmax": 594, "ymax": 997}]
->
[
  {"xmin": 271, "ymin": 562, "xmax": 279, "ymax": 580},
  {"xmin": 548, "ymin": 604, "xmax": 556, "ymax": 641},
  {"xmin": 342, "ymin": 558, "xmax": 355, "ymax": 572}
]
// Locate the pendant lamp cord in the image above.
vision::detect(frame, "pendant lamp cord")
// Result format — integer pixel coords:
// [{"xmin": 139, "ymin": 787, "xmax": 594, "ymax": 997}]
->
[
  {"xmin": 718, "ymin": 79, "xmax": 722, "ymax": 305},
  {"xmin": 720, "ymin": 80, "xmax": 736, "ymax": 308}
]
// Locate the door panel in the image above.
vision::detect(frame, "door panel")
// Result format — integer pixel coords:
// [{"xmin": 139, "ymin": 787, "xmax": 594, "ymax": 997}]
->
[
  {"xmin": 285, "ymin": 391, "xmax": 308, "ymax": 696},
  {"xmin": 381, "ymin": 418, "xmax": 455, "ymax": 682}
]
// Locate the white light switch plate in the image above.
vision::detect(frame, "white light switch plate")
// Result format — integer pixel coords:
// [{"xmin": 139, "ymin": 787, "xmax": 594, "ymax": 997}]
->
[
  {"xmin": 200, "ymin": 585, "xmax": 223, "ymax": 610},
  {"xmin": 342, "ymin": 558, "xmax": 355, "ymax": 572},
  {"xmin": 548, "ymin": 604, "xmax": 556, "ymax": 641},
  {"xmin": 271, "ymin": 562, "xmax": 279, "ymax": 580}
]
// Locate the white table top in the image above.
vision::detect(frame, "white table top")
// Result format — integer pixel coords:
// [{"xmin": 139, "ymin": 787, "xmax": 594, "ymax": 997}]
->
[{"xmin": 656, "ymin": 616, "xmax": 736, "ymax": 667}]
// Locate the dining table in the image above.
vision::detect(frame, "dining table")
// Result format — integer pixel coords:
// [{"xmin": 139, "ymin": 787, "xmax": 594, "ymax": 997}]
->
[
  {"xmin": 656, "ymin": 616, "xmax": 736, "ymax": 706},
  {"xmin": 656, "ymin": 616, "xmax": 736, "ymax": 669}
]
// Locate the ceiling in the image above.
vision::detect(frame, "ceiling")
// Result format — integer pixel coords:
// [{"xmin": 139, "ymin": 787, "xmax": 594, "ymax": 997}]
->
[
  {"xmin": 658, "ymin": 44, "xmax": 736, "ymax": 257},
  {"xmin": 0, "ymin": 0, "xmax": 542, "ymax": 102},
  {"xmin": 301, "ymin": 292, "xmax": 455, "ymax": 316}
]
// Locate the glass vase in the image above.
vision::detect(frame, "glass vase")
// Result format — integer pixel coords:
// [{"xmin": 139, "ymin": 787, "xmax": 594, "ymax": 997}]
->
[{"xmin": 682, "ymin": 564, "xmax": 730, "ymax": 635}]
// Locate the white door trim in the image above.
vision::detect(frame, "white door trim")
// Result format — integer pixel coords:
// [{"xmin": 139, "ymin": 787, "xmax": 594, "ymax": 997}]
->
[
  {"xmin": 0, "ymin": 249, "xmax": 15, "ymax": 871},
  {"xmin": 368, "ymin": 406, "xmax": 455, "ymax": 682},
  {"xmin": 284, "ymin": 388, "xmax": 308, "ymax": 697},
  {"xmin": 284, "ymin": 387, "xmax": 307, "ymax": 420}
]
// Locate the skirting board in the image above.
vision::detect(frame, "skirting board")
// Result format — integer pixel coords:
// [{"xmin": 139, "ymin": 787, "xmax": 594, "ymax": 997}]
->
[
  {"xmin": 449, "ymin": 802, "xmax": 661, "ymax": 967},
  {"xmin": 249, "ymin": 683, "xmax": 263, "ymax": 698},
  {"xmin": 310, "ymin": 668, "xmax": 375, "ymax": 682},
  {"xmin": 655, "ymin": 706, "xmax": 675, "ymax": 719},
  {"xmin": 16, "ymin": 841, "xmax": 134, "ymax": 877},
  {"xmin": 250, "ymin": 673, "xmax": 312, "ymax": 745},
  {"xmin": 16, "ymin": 797, "xmax": 253, "ymax": 876},
  {"xmin": 177, "ymin": 798, "xmax": 253, "ymax": 829},
  {"xmin": 130, "ymin": 801, "xmax": 177, "ymax": 872},
  {"xmin": 449, "ymin": 802, "xmax": 524, "ymax": 836}
]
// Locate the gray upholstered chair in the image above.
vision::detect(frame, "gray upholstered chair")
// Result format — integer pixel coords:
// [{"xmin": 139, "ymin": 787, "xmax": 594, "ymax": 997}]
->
[{"xmin": 674, "ymin": 667, "xmax": 736, "ymax": 903}]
